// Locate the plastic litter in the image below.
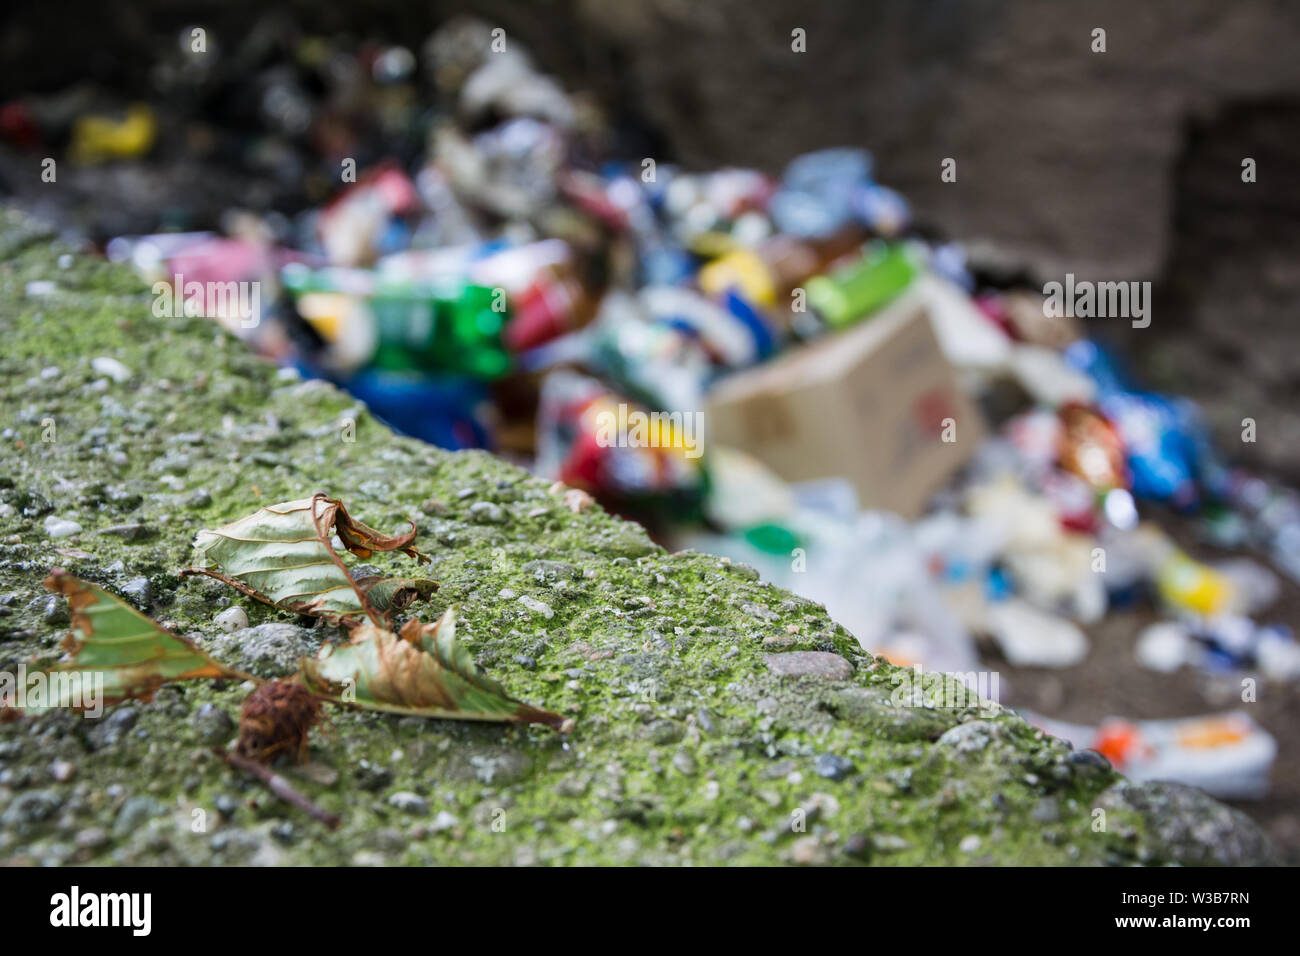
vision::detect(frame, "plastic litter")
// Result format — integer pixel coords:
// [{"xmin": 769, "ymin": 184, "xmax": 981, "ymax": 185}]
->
[
  {"xmin": 985, "ymin": 599, "xmax": 1089, "ymax": 668},
  {"xmin": 1030, "ymin": 711, "xmax": 1277, "ymax": 800}
]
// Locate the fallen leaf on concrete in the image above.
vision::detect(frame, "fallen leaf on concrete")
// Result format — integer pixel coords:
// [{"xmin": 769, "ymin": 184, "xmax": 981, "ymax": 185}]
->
[
  {"xmin": 34, "ymin": 569, "xmax": 247, "ymax": 707},
  {"xmin": 182, "ymin": 493, "xmax": 435, "ymax": 626},
  {"xmin": 300, "ymin": 607, "xmax": 572, "ymax": 732}
]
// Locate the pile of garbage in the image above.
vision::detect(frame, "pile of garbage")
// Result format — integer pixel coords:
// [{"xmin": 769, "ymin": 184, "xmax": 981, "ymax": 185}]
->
[{"xmin": 7, "ymin": 17, "xmax": 1298, "ymax": 800}]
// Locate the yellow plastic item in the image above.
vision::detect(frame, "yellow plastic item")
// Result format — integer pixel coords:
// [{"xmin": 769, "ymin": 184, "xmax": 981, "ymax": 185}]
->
[
  {"xmin": 295, "ymin": 292, "xmax": 349, "ymax": 342},
  {"xmin": 1156, "ymin": 550, "xmax": 1233, "ymax": 617},
  {"xmin": 698, "ymin": 249, "xmax": 776, "ymax": 306},
  {"xmin": 70, "ymin": 104, "xmax": 157, "ymax": 164},
  {"xmin": 1177, "ymin": 716, "xmax": 1249, "ymax": 750},
  {"xmin": 584, "ymin": 396, "xmax": 695, "ymax": 457}
]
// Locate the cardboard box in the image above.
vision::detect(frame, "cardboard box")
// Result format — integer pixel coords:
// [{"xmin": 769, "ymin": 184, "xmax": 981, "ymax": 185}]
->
[{"xmin": 705, "ymin": 276, "xmax": 985, "ymax": 517}]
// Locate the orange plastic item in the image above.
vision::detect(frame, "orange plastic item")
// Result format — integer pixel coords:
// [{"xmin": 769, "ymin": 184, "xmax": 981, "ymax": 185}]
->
[
  {"xmin": 1176, "ymin": 716, "xmax": 1248, "ymax": 750},
  {"xmin": 1092, "ymin": 721, "xmax": 1143, "ymax": 769}
]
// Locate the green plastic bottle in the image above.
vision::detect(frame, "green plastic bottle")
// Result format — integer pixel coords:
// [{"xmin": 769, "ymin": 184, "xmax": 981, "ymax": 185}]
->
[
  {"xmin": 366, "ymin": 278, "xmax": 511, "ymax": 379},
  {"xmin": 805, "ymin": 242, "xmax": 917, "ymax": 329}
]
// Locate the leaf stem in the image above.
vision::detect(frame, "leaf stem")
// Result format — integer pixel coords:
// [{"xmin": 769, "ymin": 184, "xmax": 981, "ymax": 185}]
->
[
  {"xmin": 220, "ymin": 748, "xmax": 341, "ymax": 830},
  {"xmin": 311, "ymin": 493, "xmax": 386, "ymax": 629}
]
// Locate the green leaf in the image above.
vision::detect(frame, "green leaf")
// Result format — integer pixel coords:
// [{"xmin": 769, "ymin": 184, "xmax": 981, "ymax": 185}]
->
[
  {"xmin": 299, "ymin": 608, "xmax": 572, "ymax": 732},
  {"xmin": 181, "ymin": 494, "xmax": 435, "ymax": 625},
  {"xmin": 25, "ymin": 570, "xmax": 247, "ymax": 709}
]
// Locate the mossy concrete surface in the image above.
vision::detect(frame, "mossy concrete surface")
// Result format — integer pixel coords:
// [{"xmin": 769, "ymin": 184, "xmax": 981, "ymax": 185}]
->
[{"xmin": 0, "ymin": 209, "xmax": 1276, "ymax": 865}]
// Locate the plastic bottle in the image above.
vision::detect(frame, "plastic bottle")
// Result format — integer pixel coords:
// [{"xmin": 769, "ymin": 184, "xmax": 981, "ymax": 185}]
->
[{"xmin": 804, "ymin": 242, "xmax": 917, "ymax": 329}]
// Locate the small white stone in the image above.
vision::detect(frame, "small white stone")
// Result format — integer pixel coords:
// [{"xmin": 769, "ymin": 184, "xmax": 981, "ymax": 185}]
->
[
  {"xmin": 807, "ymin": 792, "xmax": 840, "ymax": 819},
  {"xmin": 517, "ymin": 595, "xmax": 554, "ymax": 619},
  {"xmin": 43, "ymin": 516, "xmax": 83, "ymax": 539},
  {"xmin": 431, "ymin": 810, "xmax": 459, "ymax": 832},
  {"xmin": 90, "ymin": 356, "xmax": 132, "ymax": 383},
  {"xmin": 960, "ymin": 835, "xmax": 982, "ymax": 853},
  {"xmin": 213, "ymin": 606, "xmax": 249, "ymax": 632}
]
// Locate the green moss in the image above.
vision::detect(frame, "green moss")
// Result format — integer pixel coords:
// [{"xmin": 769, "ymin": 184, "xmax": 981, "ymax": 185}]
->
[{"xmin": 0, "ymin": 209, "xmax": 1272, "ymax": 865}]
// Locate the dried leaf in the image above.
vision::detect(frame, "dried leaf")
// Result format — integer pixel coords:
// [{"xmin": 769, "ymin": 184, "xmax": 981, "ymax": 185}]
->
[
  {"xmin": 38, "ymin": 569, "xmax": 247, "ymax": 707},
  {"xmin": 181, "ymin": 494, "xmax": 435, "ymax": 625},
  {"xmin": 299, "ymin": 607, "xmax": 572, "ymax": 732},
  {"xmin": 548, "ymin": 481, "xmax": 595, "ymax": 513},
  {"xmin": 357, "ymin": 576, "xmax": 441, "ymax": 615}
]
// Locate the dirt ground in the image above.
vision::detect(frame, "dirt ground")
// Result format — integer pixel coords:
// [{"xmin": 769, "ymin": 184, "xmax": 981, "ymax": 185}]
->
[{"xmin": 988, "ymin": 513, "xmax": 1300, "ymax": 864}]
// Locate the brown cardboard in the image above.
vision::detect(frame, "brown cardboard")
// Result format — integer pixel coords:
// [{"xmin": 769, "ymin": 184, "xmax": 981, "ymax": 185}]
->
[{"xmin": 705, "ymin": 276, "xmax": 986, "ymax": 517}]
